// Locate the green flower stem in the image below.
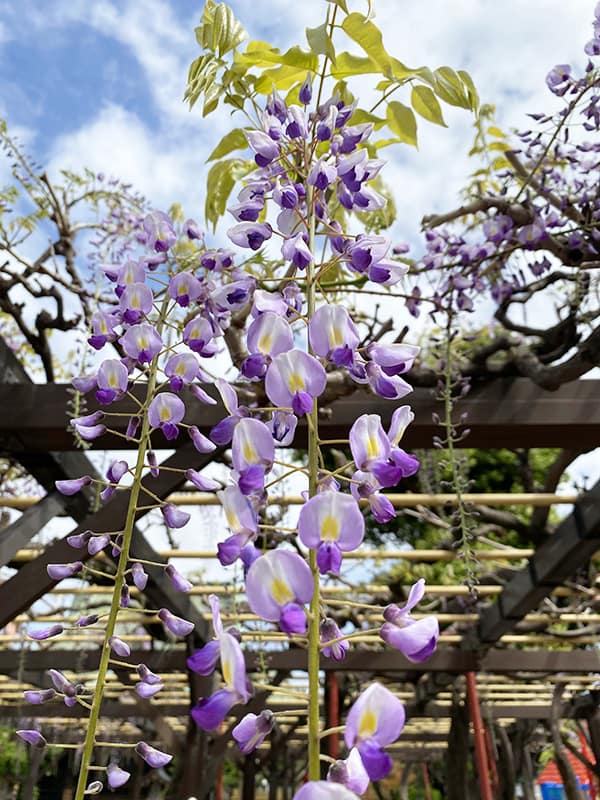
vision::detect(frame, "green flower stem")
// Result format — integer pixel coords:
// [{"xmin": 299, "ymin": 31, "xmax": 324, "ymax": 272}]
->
[
  {"xmin": 306, "ymin": 180, "xmax": 321, "ymax": 782},
  {"xmin": 74, "ymin": 301, "xmax": 168, "ymax": 800}
]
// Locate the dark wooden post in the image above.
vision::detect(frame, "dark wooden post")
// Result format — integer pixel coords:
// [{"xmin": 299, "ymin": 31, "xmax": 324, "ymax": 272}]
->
[
  {"xmin": 242, "ymin": 756, "xmax": 256, "ymax": 800},
  {"xmin": 465, "ymin": 673, "xmax": 493, "ymax": 800}
]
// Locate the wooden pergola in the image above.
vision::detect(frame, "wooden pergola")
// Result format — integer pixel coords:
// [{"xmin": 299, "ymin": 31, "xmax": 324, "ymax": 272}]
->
[{"xmin": 2, "ymin": 335, "xmax": 600, "ymax": 798}]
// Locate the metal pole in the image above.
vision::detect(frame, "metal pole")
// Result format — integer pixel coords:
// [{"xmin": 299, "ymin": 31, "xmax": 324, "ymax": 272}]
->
[{"xmin": 466, "ymin": 672, "xmax": 494, "ymax": 800}]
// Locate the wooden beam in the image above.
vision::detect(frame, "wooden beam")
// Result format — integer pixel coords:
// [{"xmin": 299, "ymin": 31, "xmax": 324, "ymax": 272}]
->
[
  {"xmin": 3, "ymin": 648, "xmax": 600, "ymax": 676},
  {"xmin": 1, "ymin": 378, "xmax": 600, "ymax": 451},
  {"xmin": 477, "ymin": 478, "xmax": 600, "ymax": 643},
  {"xmin": 0, "ymin": 442, "xmax": 220, "ymax": 642}
]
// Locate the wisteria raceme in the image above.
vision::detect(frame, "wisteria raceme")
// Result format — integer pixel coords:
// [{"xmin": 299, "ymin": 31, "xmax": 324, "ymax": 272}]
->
[{"xmin": 28, "ymin": 18, "xmax": 442, "ymax": 797}]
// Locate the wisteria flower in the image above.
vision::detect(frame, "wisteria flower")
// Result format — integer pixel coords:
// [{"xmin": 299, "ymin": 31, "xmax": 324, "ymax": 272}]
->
[
  {"xmin": 120, "ymin": 323, "xmax": 163, "ymax": 364},
  {"xmin": 164, "ymin": 353, "xmax": 200, "ymax": 392},
  {"xmin": 293, "ymin": 783, "xmax": 360, "ymax": 800},
  {"xmin": 320, "ymin": 618, "xmax": 349, "ymax": 661},
  {"xmin": 243, "ymin": 311, "xmax": 294, "ymax": 379},
  {"xmin": 231, "ymin": 417, "xmax": 275, "ymax": 494},
  {"xmin": 228, "ymin": 222, "xmax": 272, "ymax": 250},
  {"xmin": 183, "ymin": 316, "xmax": 218, "ymax": 357},
  {"xmin": 119, "ymin": 282, "xmax": 153, "ymax": 324},
  {"xmin": 380, "ymin": 579, "xmax": 439, "ymax": 663},
  {"xmin": 309, "ymin": 305, "xmax": 360, "ymax": 367},
  {"xmin": 168, "ymin": 272, "xmax": 202, "ymax": 307},
  {"xmin": 344, "ymin": 683, "xmax": 405, "ymax": 781},
  {"xmin": 298, "ymin": 492, "xmax": 365, "ymax": 575},
  {"xmin": 135, "ymin": 741, "xmax": 173, "ymax": 768},
  {"xmin": 143, "ymin": 210, "xmax": 176, "ymax": 252},
  {"xmin": 148, "ymin": 392, "xmax": 185, "ymax": 441},
  {"xmin": 216, "ymin": 485, "xmax": 258, "ymax": 565},
  {"xmin": 265, "ymin": 349, "xmax": 327, "ymax": 416},
  {"xmin": 327, "ymin": 748, "xmax": 370, "ymax": 795},
  {"xmin": 233, "ymin": 710, "xmax": 274, "ymax": 753},
  {"xmin": 246, "ymin": 549, "xmax": 313, "ymax": 634},
  {"xmin": 96, "ymin": 359, "xmax": 128, "ymax": 405},
  {"xmin": 191, "ymin": 596, "xmax": 251, "ymax": 730}
]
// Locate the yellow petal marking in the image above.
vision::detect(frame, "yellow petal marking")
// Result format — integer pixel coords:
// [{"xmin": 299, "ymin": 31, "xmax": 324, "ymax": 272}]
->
[
  {"xmin": 287, "ymin": 372, "xmax": 305, "ymax": 393},
  {"xmin": 321, "ymin": 515, "xmax": 340, "ymax": 542},
  {"xmin": 366, "ymin": 435, "xmax": 379, "ymax": 459},
  {"xmin": 258, "ymin": 333, "xmax": 272, "ymax": 352},
  {"xmin": 358, "ymin": 708, "xmax": 377, "ymax": 739},
  {"xmin": 243, "ymin": 441, "xmax": 257, "ymax": 463},
  {"xmin": 271, "ymin": 578, "xmax": 294, "ymax": 606}
]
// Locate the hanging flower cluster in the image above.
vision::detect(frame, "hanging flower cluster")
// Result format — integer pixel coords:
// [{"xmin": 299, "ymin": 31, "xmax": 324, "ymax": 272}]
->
[{"xmin": 16, "ymin": 18, "xmax": 442, "ymax": 800}]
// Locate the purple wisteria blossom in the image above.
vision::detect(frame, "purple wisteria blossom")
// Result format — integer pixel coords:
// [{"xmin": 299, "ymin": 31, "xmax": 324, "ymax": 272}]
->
[
  {"xmin": 168, "ymin": 272, "xmax": 202, "ymax": 307},
  {"xmin": 344, "ymin": 683, "xmax": 405, "ymax": 781},
  {"xmin": 55, "ymin": 475, "xmax": 92, "ymax": 496},
  {"xmin": 246, "ymin": 549, "xmax": 313, "ymax": 634},
  {"xmin": 143, "ymin": 211, "xmax": 176, "ymax": 252},
  {"xmin": 88, "ymin": 311, "xmax": 119, "ymax": 350},
  {"xmin": 231, "ymin": 417, "xmax": 275, "ymax": 494},
  {"xmin": 228, "ymin": 222, "xmax": 273, "ymax": 250},
  {"xmin": 148, "ymin": 392, "xmax": 185, "ymax": 440},
  {"xmin": 17, "ymin": 730, "xmax": 47, "ymax": 748},
  {"xmin": 293, "ymin": 783, "xmax": 360, "ymax": 800},
  {"xmin": 327, "ymin": 748, "xmax": 370, "ymax": 795},
  {"xmin": 320, "ymin": 618, "xmax": 349, "ymax": 661},
  {"xmin": 216, "ymin": 485, "xmax": 259, "ymax": 565},
  {"xmin": 298, "ymin": 492, "xmax": 365, "ymax": 575},
  {"xmin": 119, "ymin": 282, "xmax": 153, "ymax": 323},
  {"xmin": 96, "ymin": 359, "xmax": 129, "ymax": 405},
  {"xmin": 309, "ymin": 305, "xmax": 360, "ymax": 367},
  {"xmin": 107, "ymin": 763, "xmax": 131, "ymax": 790},
  {"xmin": 47, "ymin": 562, "xmax": 83, "ymax": 580},
  {"xmin": 242, "ymin": 311, "xmax": 294, "ymax": 379},
  {"xmin": 164, "ymin": 353, "xmax": 200, "ymax": 391},
  {"xmin": 183, "ymin": 316, "xmax": 218, "ymax": 357},
  {"xmin": 265, "ymin": 349, "xmax": 327, "ymax": 416},
  {"xmin": 350, "ymin": 407, "xmax": 418, "ymax": 490},
  {"xmin": 158, "ymin": 608, "xmax": 195, "ymax": 637},
  {"xmin": 233, "ymin": 710, "xmax": 274, "ymax": 754},
  {"xmin": 28, "ymin": 624, "xmax": 63, "ymax": 641},
  {"xmin": 380, "ymin": 579, "xmax": 439, "ymax": 663},
  {"xmin": 135, "ymin": 741, "xmax": 173, "ymax": 768},
  {"xmin": 120, "ymin": 323, "xmax": 163, "ymax": 364},
  {"xmin": 210, "ymin": 379, "xmax": 249, "ymax": 444},
  {"xmin": 281, "ymin": 233, "xmax": 313, "ymax": 269},
  {"xmin": 190, "ymin": 597, "xmax": 252, "ymax": 730}
]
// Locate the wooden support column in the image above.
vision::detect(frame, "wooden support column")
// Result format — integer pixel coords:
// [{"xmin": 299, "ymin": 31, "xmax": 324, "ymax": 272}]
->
[
  {"xmin": 242, "ymin": 756, "xmax": 256, "ymax": 800},
  {"xmin": 327, "ymin": 671, "xmax": 339, "ymax": 760}
]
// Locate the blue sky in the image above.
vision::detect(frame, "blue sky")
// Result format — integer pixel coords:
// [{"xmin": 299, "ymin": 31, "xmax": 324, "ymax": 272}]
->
[{"xmin": 0, "ymin": 0, "xmax": 595, "ymax": 238}]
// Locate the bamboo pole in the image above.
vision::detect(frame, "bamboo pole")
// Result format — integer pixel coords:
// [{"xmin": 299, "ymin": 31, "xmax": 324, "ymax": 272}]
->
[
  {"xmin": 10, "ymin": 547, "xmax": 536, "ymax": 562},
  {"xmin": 0, "ymin": 492, "xmax": 580, "ymax": 511}
]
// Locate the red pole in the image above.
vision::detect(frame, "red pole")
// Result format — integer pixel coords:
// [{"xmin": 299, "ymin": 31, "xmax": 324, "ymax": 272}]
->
[
  {"xmin": 578, "ymin": 728, "xmax": 597, "ymax": 800},
  {"xmin": 328, "ymin": 671, "xmax": 339, "ymax": 759},
  {"xmin": 484, "ymin": 724, "xmax": 499, "ymax": 798},
  {"xmin": 421, "ymin": 762, "xmax": 433, "ymax": 800},
  {"xmin": 466, "ymin": 672, "xmax": 494, "ymax": 800}
]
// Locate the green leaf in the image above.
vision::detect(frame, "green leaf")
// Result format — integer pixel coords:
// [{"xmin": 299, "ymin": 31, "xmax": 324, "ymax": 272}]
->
[
  {"xmin": 254, "ymin": 63, "xmax": 313, "ymax": 94},
  {"xmin": 203, "ymin": 83, "xmax": 221, "ymax": 116},
  {"xmin": 331, "ymin": 51, "xmax": 378, "ymax": 79},
  {"xmin": 386, "ymin": 101, "xmax": 417, "ymax": 147},
  {"xmin": 458, "ymin": 69, "xmax": 479, "ymax": 111},
  {"xmin": 306, "ymin": 22, "xmax": 336, "ymax": 64},
  {"xmin": 327, "ymin": 0, "xmax": 349, "ymax": 13},
  {"xmin": 206, "ymin": 128, "xmax": 248, "ymax": 162},
  {"xmin": 184, "ymin": 53, "xmax": 220, "ymax": 109},
  {"xmin": 487, "ymin": 126, "xmax": 506, "ymax": 138},
  {"xmin": 350, "ymin": 108, "xmax": 386, "ymax": 129},
  {"xmin": 433, "ymin": 66, "xmax": 471, "ymax": 109},
  {"xmin": 411, "ymin": 85, "xmax": 447, "ymax": 127},
  {"xmin": 205, "ymin": 158, "xmax": 249, "ymax": 231},
  {"xmin": 196, "ymin": 1, "xmax": 247, "ymax": 57},
  {"xmin": 341, "ymin": 13, "xmax": 392, "ymax": 75},
  {"xmin": 236, "ymin": 43, "xmax": 317, "ymax": 71}
]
